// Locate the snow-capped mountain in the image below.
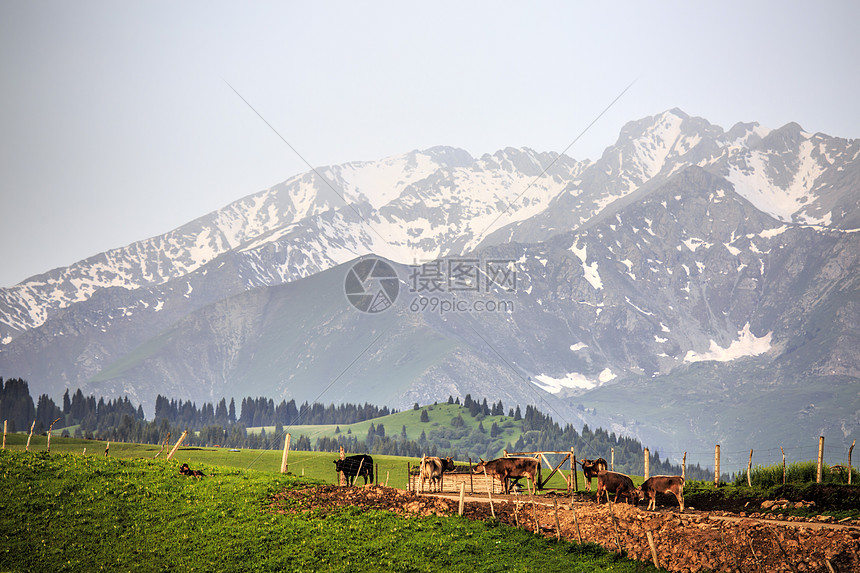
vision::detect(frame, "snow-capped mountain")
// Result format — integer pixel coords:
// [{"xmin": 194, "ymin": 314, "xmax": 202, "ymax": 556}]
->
[
  {"xmin": 1, "ymin": 109, "xmax": 858, "ymax": 463},
  {"xmin": 0, "ymin": 146, "xmax": 584, "ymax": 343},
  {"xmin": 2, "ymin": 109, "xmax": 856, "ymax": 345}
]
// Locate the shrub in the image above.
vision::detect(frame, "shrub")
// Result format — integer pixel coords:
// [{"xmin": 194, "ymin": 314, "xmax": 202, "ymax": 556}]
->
[{"xmin": 733, "ymin": 461, "xmax": 860, "ymax": 488}]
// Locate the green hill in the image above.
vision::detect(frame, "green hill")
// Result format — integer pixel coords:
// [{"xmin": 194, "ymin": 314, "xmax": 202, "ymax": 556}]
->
[{"xmin": 251, "ymin": 401, "xmax": 526, "ymax": 461}]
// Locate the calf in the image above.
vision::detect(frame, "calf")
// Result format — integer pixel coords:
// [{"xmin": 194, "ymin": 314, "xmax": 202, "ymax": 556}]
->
[
  {"xmin": 179, "ymin": 463, "xmax": 205, "ymax": 477},
  {"xmin": 420, "ymin": 456, "xmax": 455, "ymax": 493},
  {"xmin": 474, "ymin": 457, "xmax": 540, "ymax": 494},
  {"xmin": 636, "ymin": 475, "xmax": 685, "ymax": 512},
  {"xmin": 333, "ymin": 454, "xmax": 374, "ymax": 486},
  {"xmin": 579, "ymin": 457, "xmax": 608, "ymax": 492},
  {"xmin": 595, "ymin": 470, "xmax": 637, "ymax": 505}
]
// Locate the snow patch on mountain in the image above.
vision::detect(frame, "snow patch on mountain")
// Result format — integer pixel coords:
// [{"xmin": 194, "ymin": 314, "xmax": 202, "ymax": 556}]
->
[
  {"xmin": 683, "ymin": 323, "xmax": 772, "ymax": 363},
  {"xmin": 338, "ymin": 151, "xmax": 441, "ymax": 209},
  {"xmin": 533, "ymin": 367, "xmax": 616, "ymax": 394},
  {"xmin": 725, "ymin": 136, "xmax": 829, "ymax": 223},
  {"xmin": 570, "ymin": 241, "xmax": 603, "ymax": 290},
  {"xmin": 534, "ymin": 371, "xmax": 596, "ymax": 392}
]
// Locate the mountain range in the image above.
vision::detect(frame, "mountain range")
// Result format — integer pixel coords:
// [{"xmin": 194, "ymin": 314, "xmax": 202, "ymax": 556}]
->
[{"xmin": 2, "ymin": 108, "xmax": 858, "ymax": 468}]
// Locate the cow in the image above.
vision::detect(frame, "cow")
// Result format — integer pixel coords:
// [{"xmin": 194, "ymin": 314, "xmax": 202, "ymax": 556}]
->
[
  {"xmin": 179, "ymin": 463, "xmax": 205, "ymax": 477},
  {"xmin": 595, "ymin": 470, "xmax": 637, "ymax": 505},
  {"xmin": 333, "ymin": 454, "xmax": 374, "ymax": 486},
  {"xmin": 579, "ymin": 457, "xmax": 608, "ymax": 492},
  {"xmin": 420, "ymin": 456, "xmax": 456, "ymax": 493},
  {"xmin": 474, "ymin": 457, "xmax": 540, "ymax": 495},
  {"xmin": 636, "ymin": 475, "xmax": 685, "ymax": 512}
]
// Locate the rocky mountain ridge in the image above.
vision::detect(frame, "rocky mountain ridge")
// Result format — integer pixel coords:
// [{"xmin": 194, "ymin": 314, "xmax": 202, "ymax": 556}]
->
[{"xmin": 1, "ymin": 109, "xmax": 858, "ymax": 465}]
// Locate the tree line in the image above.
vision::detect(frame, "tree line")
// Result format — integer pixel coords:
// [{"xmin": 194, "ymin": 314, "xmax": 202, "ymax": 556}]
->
[
  {"xmin": 0, "ymin": 377, "xmax": 705, "ymax": 478},
  {"xmin": 153, "ymin": 394, "xmax": 392, "ymax": 429}
]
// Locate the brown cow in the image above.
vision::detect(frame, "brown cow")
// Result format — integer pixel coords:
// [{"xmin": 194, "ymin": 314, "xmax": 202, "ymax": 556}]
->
[
  {"xmin": 420, "ymin": 456, "xmax": 455, "ymax": 492},
  {"xmin": 579, "ymin": 458, "xmax": 608, "ymax": 491},
  {"xmin": 636, "ymin": 475, "xmax": 685, "ymax": 512},
  {"xmin": 474, "ymin": 457, "xmax": 540, "ymax": 494},
  {"xmin": 595, "ymin": 470, "xmax": 637, "ymax": 505}
]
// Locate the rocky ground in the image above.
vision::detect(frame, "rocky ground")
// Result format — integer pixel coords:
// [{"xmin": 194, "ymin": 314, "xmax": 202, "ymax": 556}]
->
[{"xmin": 269, "ymin": 485, "xmax": 860, "ymax": 573}]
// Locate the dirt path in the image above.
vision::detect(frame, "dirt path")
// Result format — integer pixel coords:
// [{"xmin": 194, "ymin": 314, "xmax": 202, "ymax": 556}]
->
[
  {"xmin": 433, "ymin": 490, "xmax": 860, "ymax": 532},
  {"xmin": 270, "ymin": 485, "xmax": 860, "ymax": 572}
]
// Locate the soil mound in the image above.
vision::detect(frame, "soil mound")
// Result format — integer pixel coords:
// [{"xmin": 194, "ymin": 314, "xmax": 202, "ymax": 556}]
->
[{"xmin": 269, "ymin": 485, "xmax": 860, "ymax": 572}]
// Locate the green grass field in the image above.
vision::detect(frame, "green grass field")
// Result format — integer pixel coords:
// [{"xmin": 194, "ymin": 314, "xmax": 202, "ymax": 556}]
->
[
  {"xmin": 2, "ymin": 433, "xmax": 586, "ymax": 491},
  {"xmin": 0, "ymin": 446, "xmax": 657, "ymax": 572}
]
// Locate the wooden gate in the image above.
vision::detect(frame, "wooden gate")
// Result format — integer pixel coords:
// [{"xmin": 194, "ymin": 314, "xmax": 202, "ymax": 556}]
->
[{"xmin": 504, "ymin": 449, "xmax": 577, "ymax": 491}]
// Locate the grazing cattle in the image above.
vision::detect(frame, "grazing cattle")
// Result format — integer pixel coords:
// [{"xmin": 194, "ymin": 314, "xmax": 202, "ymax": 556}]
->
[
  {"xmin": 596, "ymin": 470, "xmax": 637, "ymax": 505},
  {"xmin": 636, "ymin": 475, "xmax": 685, "ymax": 512},
  {"xmin": 420, "ymin": 456, "xmax": 456, "ymax": 493},
  {"xmin": 474, "ymin": 457, "xmax": 540, "ymax": 494},
  {"xmin": 579, "ymin": 457, "xmax": 608, "ymax": 492},
  {"xmin": 333, "ymin": 454, "xmax": 374, "ymax": 486},
  {"xmin": 179, "ymin": 463, "xmax": 205, "ymax": 477}
]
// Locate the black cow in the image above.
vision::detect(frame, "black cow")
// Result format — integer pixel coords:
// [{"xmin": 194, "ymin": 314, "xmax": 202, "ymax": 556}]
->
[
  {"xmin": 579, "ymin": 457, "xmax": 608, "ymax": 492},
  {"xmin": 333, "ymin": 454, "xmax": 374, "ymax": 486}
]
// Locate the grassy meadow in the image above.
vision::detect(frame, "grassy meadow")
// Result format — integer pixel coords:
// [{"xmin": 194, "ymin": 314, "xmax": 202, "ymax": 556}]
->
[
  {"xmin": 2, "ymin": 432, "xmax": 583, "ymax": 491},
  {"xmin": 0, "ymin": 444, "xmax": 656, "ymax": 572}
]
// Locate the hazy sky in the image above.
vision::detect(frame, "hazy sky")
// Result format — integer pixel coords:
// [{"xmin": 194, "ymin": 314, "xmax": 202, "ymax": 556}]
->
[{"xmin": 1, "ymin": 1, "xmax": 858, "ymax": 287}]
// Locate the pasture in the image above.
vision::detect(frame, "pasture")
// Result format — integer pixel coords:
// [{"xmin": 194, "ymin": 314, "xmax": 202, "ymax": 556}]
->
[
  {"xmin": 0, "ymin": 446, "xmax": 656, "ymax": 572},
  {"xmin": 1, "ymin": 433, "xmax": 580, "ymax": 491}
]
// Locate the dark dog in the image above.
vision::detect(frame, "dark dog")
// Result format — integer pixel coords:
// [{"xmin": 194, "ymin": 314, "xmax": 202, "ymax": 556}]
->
[{"xmin": 179, "ymin": 463, "xmax": 205, "ymax": 477}]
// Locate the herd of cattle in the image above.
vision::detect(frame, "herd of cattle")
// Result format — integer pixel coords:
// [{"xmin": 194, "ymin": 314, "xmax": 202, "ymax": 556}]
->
[{"xmin": 333, "ymin": 454, "xmax": 685, "ymax": 512}]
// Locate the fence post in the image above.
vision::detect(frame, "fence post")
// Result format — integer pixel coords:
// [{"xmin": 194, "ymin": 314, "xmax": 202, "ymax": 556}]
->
[
  {"xmin": 781, "ymin": 447, "xmax": 786, "ymax": 485},
  {"xmin": 644, "ymin": 447, "xmax": 650, "ymax": 480},
  {"xmin": 646, "ymin": 531, "xmax": 659, "ymax": 569},
  {"xmin": 611, "ymin": 447, "xmax": 615, "ymax": 471},
  {"xmin": 355, "ymin": 457, "xmax": 365, "ymax": 487},
  {"xmin": 25, "ymin": 420, "xmax": 35, "ymax": 451},
  {"xmin": 339, "ymin": 446, "xmax": 346, "ymax": 486},
  {"xmin": 166, "ymin": 430, "xmax": 188, "ymax": 460},
  {"xmin": 570, "ymin": 447, "xmax": 578, "ymax": 491},
  {"xmin": 682, "ymin": 452, "xmax": 686, "ymax": 480},
  {"xmin": 747, "ymin": 449, "xmax": 753, "ymax": 487},
  {"xmin": 280, "ymin": 433, "xmax": 291, "ymax": 473},
  {"xmin": 817, "ymin": 436, "xmax": 824, "ymax": 484},
  {"xmin": 714, "ymin": 445, "xmax": 721, "ymax": 488},
  {"xmin": 483, "ymin": 468, "xmax": 495, "ymax": 519},
  {"xmin": 2, "ymin": 420, "xmax": 6, "ymax": 450},
  {"xmin": 154, "ymin": 432, "xmax": 171, "ymax": 458},
  {"xmin": 469, "ymin": 457, "xmax": 473, "ymax": 493},
  {"xmin": 46, "ymin": 417, "xmax": 61, "ymax": 453},
  {"xmin": 849, "ymin": 440, "xmax": 855, "ymax": 486}
]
